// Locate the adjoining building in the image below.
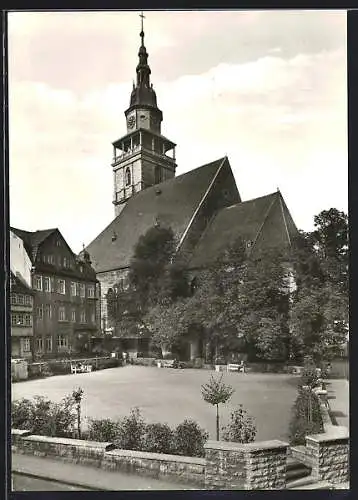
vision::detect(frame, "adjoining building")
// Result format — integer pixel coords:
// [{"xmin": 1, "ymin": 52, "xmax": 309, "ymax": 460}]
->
[
  {"xmin": 85, "ymin": 21, "xmax": 299, "ymax": 360},
  {"xmin": 10, "ymin": 227, "xmax": 101, "ymax": 359},
  {"xmin": 10, "ymin": 270, "xmax": 35, "ymax": 359}
]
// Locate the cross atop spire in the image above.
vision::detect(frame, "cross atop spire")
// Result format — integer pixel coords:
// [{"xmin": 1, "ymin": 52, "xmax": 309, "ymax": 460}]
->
[{"xmin": 139, "ymin": 11, "xmax": 145, "ymax": 41}]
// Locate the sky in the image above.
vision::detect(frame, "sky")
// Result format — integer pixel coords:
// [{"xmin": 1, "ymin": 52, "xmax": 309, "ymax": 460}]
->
[{"xmin": 8, "ymin": 10, "xmax": 347, "ymax": 254}]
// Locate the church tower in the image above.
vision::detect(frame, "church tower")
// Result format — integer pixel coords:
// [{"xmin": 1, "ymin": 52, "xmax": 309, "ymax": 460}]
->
[{"xmin": 112, "ymin": 13, "xmax": 177, "ymax": 217}]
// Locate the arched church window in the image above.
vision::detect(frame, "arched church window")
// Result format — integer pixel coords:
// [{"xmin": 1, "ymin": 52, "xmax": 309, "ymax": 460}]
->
[
  {"xmin": 125, "ymin": 167, "xmax": 131, "ymax": 186},
  {"xmin": 155, "ymin": 165, "xmax": 162, "ymax": 184}
]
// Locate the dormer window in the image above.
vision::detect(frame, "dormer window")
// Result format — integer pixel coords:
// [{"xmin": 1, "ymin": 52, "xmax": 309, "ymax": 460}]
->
[{"xmin": 125, "ymin": 167, "xmax": 131, "ymax": 186}]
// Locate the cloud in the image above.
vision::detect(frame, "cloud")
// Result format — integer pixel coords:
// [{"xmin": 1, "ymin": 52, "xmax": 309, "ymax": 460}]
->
[{"xmin": 8, "ymin": 11, "xmax": 347, "ymax": 253}]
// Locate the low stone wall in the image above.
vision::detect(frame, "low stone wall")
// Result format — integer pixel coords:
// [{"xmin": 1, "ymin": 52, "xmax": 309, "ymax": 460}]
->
[
  {"xmin": 102, "ymin": 449, "xmax": 205, "ymax": 487},
  {"xmin": 204, "ymin": 439, "xmax": 288, "ymax": 490},
  {"xmin": 11, "ymin": 430, "xmax": 204, "ymax": 487},
  {"xmin": 290, "ymin": 386, "xmax": 349, "ymax": 486},
  {"xmin": 306, "ymin": 427, "xmax": 349, "ymax": 484}
]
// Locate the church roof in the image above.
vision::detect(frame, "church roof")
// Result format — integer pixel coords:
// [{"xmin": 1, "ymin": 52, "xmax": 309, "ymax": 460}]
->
[
  {"xmin": 189, "ymin": 191, "xmax": 299, "ymax": 269},
  {"xmin": 86, "ymin": 157, "xmax": 227, "ymax": 273}
]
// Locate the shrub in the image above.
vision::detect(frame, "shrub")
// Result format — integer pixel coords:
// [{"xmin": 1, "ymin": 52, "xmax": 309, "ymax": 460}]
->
[
  {"xmin": 221, "ymin": 405, "xmax": 257, "ymax": 443},
  {"xmin": 289, "ymin": 387, "xmax": 324, "ymax": 445},
  {"xmin": 143, "ymin": 422, "xmax": 174, "ymax": 454},
  {"xmin": 88, "ymin": 418, "xmax": 121, "ymax": 442},
  {"xmin": 173, "ymin": 419, "xmax": 209, "ymax": 457},
  {"xmin": 12, "ymin": 395, "xmax": 76, "ymax": 437},
  {"xmin": 12, "ymin": 398, "xmax": 35, "ymax": 430},
  {"xmin": 114, "ymin": 408, "xmax": 146, "ymax": 450},
  {"xmin": 300, "ymin": 356, "xmax": 319, "ymax": 389}
]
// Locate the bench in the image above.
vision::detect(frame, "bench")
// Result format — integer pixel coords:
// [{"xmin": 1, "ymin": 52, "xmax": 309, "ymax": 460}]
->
[
  {"xmin": 227, "ymin": 363, "xmax": 245, "ymax": 373},
  {"xmin": 71, "ymin": 363, "xmax": 92, "ymax": 374},
  {"xmin": 161, "ymin": 359, "xmax": 175, "ymax": 368}
]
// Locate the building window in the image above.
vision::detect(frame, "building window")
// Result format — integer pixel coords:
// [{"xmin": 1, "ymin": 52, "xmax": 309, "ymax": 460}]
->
[
  {"xmin": 42, "ymin": 254, "xmax": 46, "ymax": 263},
  {"xmin": 71, "ymin": 282, "xmax": 77, "ymax": 296},
  {"xmin": 34, "ymin": 276, "xmax": 42, "ymax": 291},
  {"xmin": 155, "ymin": 165, "xmax": 162, "ymax": 184},
  {"xmin": 57, "ymin": 335, "xmax": 68, "ymax": 348},
  {"xmin": 25, "ymin": 295, "xmax": 32, "ymax": 306},
  {"xmin": 57, "ymin": 279, "xmax": 66, "ymax": 295},
  {"xmin": 58, "ymin": 306, "xmax": 66, "ymax": 322},
  {"xmin": 91, "ymin": 311, "xmax": 95, "ymax": 324},
  {"xmin": 36, "ymin": 306, "xmax": 43, "ymax": 320},
  {"xmin": 45, "ymin": 304, "xmax": 52, "ymax": 319},
  {"xmin": 87, "ymin": 285, "xmax": 95, "ymax": 298},
  {"xmin": 56, "ymin": 240, "xmax": 61, "ymax": 247},
  {"xmin": 79, "ymin": 284, "xmax": 85, "ymax": 298},
  {"xmin": 71, "ymin": 309, "xmax": 76, "ymax": 322},
  {"xmin": 17, "ymin": 294, "xmax": 24, "ymax": 305},
  {"xmin": 22, "ymin": 338, "xmax": 31, "ymax": 352},
  {"xmin": 43, "ymin": 277, "xmax": 51, "ymax": 292},
  {"xmin": 80, "ymin": 310, "xmax": 86, "ymax": 324},
  {"xmin": 24, "ymin": 314, "xmax": 32, "ymax": 326},
  {"xmin": 63, "ymin": 257, "xmax": 69, "ymax": 268},
  {"xmin": 49, "ymin": 255, "xmax": 55, "ymax": 264},
  {"xmin": 46, "ymin": 336, "xmax": 52, "ymax": 352},
  {"xmin": 12, "ymin": 313, "xmax": 24, "ymax": 326},
  {"xmin": 125, "ymin": 167, "xmax": 131, "ymax": 186},
  {"xmin": 57, "ymin": 256, "xmax": 62, "ymax": 266},
  {"xmin": 36, "ymin": 337, "xmax": 44, "ymax": 352},
  {"xmin": 11, "ymin": 295, "xmax": 17, "ymax": 305}
]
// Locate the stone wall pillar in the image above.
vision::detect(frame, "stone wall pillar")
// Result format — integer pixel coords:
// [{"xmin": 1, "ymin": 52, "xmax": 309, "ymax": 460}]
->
[
  {"xmin": 204, "ymin": 439, "xmax": 289, "ymax": 490},
  {"xmin": 306, "ymin": 427, "xmax": 349, "ymax": 484}
]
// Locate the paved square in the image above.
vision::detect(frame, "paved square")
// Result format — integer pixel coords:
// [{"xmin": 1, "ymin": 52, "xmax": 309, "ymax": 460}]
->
[{"xmin": 12, "ymin": 366, "xmax": 299, "ymax": 441}]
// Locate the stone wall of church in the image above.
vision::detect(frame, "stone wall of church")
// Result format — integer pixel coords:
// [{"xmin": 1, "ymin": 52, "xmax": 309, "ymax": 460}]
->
[{"xmin": 97, "ymin": 269, "xmax": 129, "ymax": 332}]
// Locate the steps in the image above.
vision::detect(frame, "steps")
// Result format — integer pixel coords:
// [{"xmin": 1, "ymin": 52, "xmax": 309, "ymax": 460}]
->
[
  {"xmin": 285, "ymin": 456, "xmax": 333, "ymax": 490},
  {"xmin": 288, "ymin": 478, "xmax": 332, "ymax": 490},
  {"xmin": 286, "ymin": 456, "xmax": 311, "ymax": 483}
]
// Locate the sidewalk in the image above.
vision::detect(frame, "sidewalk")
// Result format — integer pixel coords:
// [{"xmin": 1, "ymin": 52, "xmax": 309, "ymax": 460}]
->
[
  {"xmin": 12, "ymin": 453, "xmax": 195, "ymax": 491},
  {"xmin": 326, "ymin": 379, "xmax": 349, "ymax": 429}
]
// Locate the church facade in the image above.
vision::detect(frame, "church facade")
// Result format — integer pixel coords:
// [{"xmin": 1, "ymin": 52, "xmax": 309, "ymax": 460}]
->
[{"xmin": 86, "ymin": 21, "xmax": 299, "ymax": 358}]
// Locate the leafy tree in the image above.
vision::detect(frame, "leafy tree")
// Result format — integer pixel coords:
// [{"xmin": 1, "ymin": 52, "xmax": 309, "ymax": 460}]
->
[
  {"xmin": 72, "ymin": 387, "xmax": 84, "ymax": 439},
  {"xmin": 201, "ymin": 374, "xmax": 234, "ymax": 440},
  {"xmin": 290, "ymin": 209, "xmax": 348, "ymax": 362},
  {"xmin": 106, "ymin": 226, "xmax": 190, "ymax": 341}
]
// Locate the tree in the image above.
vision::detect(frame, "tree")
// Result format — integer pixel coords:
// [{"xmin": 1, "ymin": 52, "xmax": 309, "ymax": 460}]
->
[
  {"xmin": 201, "ymin": 374, "xmax": 234, "ymax": 440},
  {"xmin": 290, "ymin": 209, "xmax": 348, "ymax": 362},
  {"xmin": 107, "ymin": 225, "xmax": 190, "ymax": 340},
  {"xmin": 72, "ymin": 387, "xmax": 84, "ymax": 439}
]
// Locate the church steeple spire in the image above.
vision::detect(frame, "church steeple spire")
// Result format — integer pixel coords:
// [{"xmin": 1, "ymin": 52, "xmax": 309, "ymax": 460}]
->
[
  {"xmin": 136, "ymin": 12, "xmax": 151, "ymax": 88},
  {"xmin": 111, "ymin": 11, "xmax": 177, "ymax": 217}
]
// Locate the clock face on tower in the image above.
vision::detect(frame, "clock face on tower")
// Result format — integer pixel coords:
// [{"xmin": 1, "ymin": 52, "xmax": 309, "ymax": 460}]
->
[{"xmin": 128, "ymin": 115, "xmax": 136, "ymax": 129}]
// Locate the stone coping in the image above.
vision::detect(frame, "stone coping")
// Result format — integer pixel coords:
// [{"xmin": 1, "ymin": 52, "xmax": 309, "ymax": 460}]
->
[
  {"xmin": 306, "ymin": 426, "xmax": 349, "ymax": 443},
  {"xmin": 18, "ymin": 433, "xmax": 113, "ymax": 450},
  {"xmin": 11, "ymin": 429, "xmax": 32, "ymax": 437},
  {"xmin": 204, "ymin": 439, "xmax": 289, "ymax": 452},
  {"xmin": 106, "ymin": 448, "xmax": 206, "ymax": 465}
]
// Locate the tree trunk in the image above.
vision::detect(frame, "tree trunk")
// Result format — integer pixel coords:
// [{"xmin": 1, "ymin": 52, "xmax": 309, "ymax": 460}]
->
[
  {"xmin": 216, "ymin": 404, "xmax": 220, "ymax": 441},
  {"xmin": 77, "ymin": 405, "xmax": 81, "ymax": 439}
]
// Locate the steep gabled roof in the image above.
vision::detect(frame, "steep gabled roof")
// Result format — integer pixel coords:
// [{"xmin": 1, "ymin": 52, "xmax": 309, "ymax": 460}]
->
[
  {"xmin": 189, "ymin": 191, "xmax": 299, "ymax": 269},
  {"xmin": 86, "ymin": 157, "xmax": 228, "ymax": 273},
  {"xmin": 11, "ymin": 227, "xmax": 57, "ymax": 262}
]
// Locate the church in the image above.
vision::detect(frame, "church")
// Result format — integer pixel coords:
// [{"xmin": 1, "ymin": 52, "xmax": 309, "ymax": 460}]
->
[{"xmin": 86, "ymin": 19, "xmax": 299, "ymax": 358}]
